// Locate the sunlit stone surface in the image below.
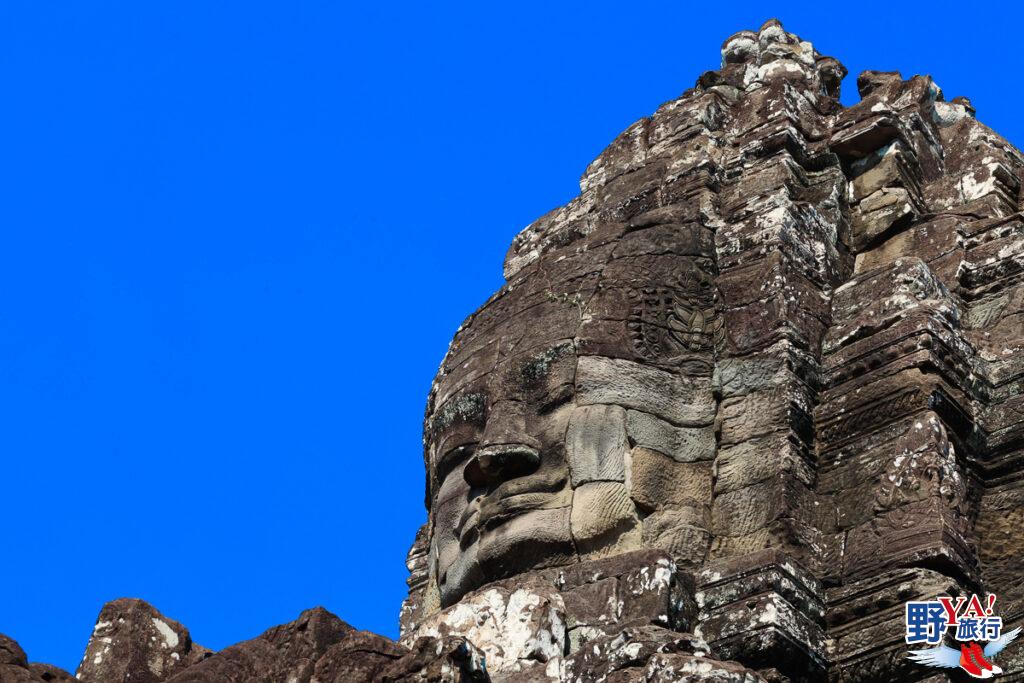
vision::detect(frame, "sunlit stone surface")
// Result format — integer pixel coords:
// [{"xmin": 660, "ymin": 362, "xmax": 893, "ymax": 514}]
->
[{"xmin": 5, "ymin": 19, "xmax": 1023, "ymax": 683}]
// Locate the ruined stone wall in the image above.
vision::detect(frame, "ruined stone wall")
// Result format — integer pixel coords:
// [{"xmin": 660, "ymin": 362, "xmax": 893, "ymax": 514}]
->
[
  {"xmin": 397, "ymin": 18, "xmax": 1024, "ymax": 682},
  {"xmin": 5, "ymin": 18, "xmax": 1024, "ymax": 683}
]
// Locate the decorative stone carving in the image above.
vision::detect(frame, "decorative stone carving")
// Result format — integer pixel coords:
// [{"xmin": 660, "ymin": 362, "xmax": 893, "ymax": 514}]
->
[
  {"xmin": 627, "ymin": 264, "xmax": 726, "ymax": 359},
  {"xmin": 9, "ymin": 17, "xmax": 1024, "ymax": 682},
  {"xmin": 402, "ymin": 16, "xmax": 1024, "ymax": 680}
]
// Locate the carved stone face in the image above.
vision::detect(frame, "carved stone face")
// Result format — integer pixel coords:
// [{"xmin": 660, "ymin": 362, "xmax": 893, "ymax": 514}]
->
[
  {"xmin": 424, "ymin": 226, "xmax": 722, "ymax": 606},
  {"xmin": 426, "ymin": 289, "xmax": 580, "ymax": 606},
  {"xmin": 403, "ymin": 22, "xmax": 1018, "ymax": 682}
]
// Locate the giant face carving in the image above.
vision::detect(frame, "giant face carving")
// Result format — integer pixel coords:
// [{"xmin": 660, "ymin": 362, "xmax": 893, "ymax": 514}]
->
[
  {"xmin": 401, "ymin": 21, "xmax": 1021, "ymax": 682},
  {"xmin": 425, "ymin": 224, "xmax": 724, "ymax": 606}
]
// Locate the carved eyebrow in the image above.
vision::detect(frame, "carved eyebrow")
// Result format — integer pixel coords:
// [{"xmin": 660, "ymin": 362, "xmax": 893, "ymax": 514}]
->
[
  {"xmin": 518, "ymin": 341, "xmax": 574, "ymax": 385},
  {"xmin": 429, "ymin": 392, "xmax": 487, "ymax": 440}
]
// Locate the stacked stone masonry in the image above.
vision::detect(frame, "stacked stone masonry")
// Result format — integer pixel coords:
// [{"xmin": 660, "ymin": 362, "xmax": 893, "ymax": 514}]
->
[{"xmin": 4, "ymin": 19, "xmax": 1023, "ymax": 683}]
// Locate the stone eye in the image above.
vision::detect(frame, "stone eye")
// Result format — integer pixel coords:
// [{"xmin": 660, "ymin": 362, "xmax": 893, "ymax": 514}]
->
[{"xmin": 436, "ymin": 444, "xmax": 476, "ymax": 484}]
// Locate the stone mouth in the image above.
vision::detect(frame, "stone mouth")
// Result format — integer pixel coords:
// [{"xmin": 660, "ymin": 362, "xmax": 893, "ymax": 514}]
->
[
  {"xmin": 463, "ymin": 444, "xmax": 541, "ymax": 487},
  {"xmin": 456, "ymin": 488, "xmax": 560, "ymax": 545}
]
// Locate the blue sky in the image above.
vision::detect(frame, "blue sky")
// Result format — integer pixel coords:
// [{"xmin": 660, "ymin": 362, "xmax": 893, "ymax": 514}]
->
[{"xmin": 1, "ymin": 0, "xmax": 1020, "ymax": 672}]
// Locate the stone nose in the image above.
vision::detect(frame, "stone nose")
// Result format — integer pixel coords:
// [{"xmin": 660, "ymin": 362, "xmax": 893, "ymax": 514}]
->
[{"xmin": 464, "ymin": 443, "xmax": 541, "ymax": 488}]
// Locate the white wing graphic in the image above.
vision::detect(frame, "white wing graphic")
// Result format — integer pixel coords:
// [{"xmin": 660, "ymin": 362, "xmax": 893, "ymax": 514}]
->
[
  {"xmin": 907, "ymin": 645, "xmax": 961, "ymax": 669},
  {"xmin": 985, "ymin": 626, "xmax": 1022, "ymax": 659}
]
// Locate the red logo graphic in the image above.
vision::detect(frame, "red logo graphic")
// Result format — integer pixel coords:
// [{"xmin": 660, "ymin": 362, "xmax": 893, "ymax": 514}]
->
[{"xmin": 906, "ymin": 593, "xmax": 1019, "ymax": 678}]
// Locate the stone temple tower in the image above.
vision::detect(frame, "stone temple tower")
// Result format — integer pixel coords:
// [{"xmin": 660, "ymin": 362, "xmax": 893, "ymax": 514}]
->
[
  {"xmin": 397, "ymin": 17, "xmax": 1024, "ymax": 682},
  {"xmin": 16, "ymin": 18, "xmax": 1024, "ymax": 683}
]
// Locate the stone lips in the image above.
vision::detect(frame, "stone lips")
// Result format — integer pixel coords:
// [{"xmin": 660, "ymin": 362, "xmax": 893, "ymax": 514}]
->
[{"xmin": 5, "ymin": 17, "xmax": 1024, "ymax": 683}]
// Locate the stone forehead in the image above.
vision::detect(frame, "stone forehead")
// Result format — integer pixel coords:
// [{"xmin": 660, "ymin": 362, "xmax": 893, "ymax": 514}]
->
[
  {"xmin": 429, "ymin": 333, "xmax": 576, "ymax": 431},
  {"xmin": 429, "ymin": 238, "xmax": 716, "ymax": 414}
]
